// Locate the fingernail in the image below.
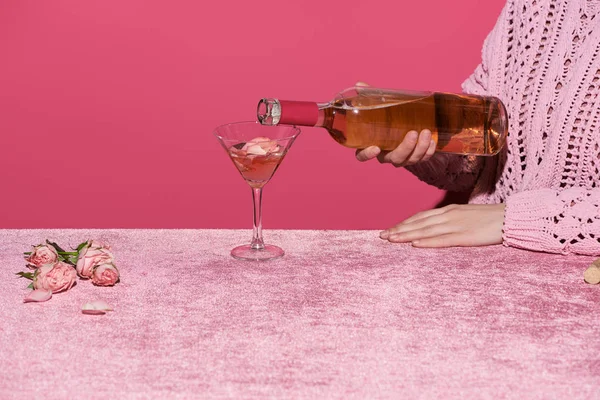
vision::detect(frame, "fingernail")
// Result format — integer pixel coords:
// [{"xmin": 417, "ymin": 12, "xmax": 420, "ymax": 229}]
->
[
  {"xmin": 380, "ymin": 231, "xmax": 389, "ymax": 239},
  {"xmin": 388, "ymin": 234, "xmax": 407, "ymax": 243},
  {"xmin": 408, "ymin": 131, "xmax": 418, "ymax": 140},
  {"xmin": 422, "ymin": 130, "xmax": 431, "ymax": 140}
]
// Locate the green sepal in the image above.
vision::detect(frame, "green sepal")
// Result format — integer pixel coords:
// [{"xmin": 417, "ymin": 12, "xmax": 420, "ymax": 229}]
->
[
  {"xmin": 46, "ymin": 240, "xmax": 66, "ymax": 254},
  {"xmin": 16, "ymin": 272, "xmax": 34, "ymax": 280},
  {"xmin": 61, "ymin": 256, "xmax": 77, "ymax": 266}
]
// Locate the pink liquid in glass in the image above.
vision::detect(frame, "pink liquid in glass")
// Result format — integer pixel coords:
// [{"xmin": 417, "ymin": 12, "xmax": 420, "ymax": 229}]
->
[{"xmin": 228, "ymin": 146, "xmax": 284, "ymax": 188}]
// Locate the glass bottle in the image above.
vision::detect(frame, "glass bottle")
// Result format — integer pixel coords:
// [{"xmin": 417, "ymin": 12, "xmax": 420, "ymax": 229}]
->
[{"xmin": 257, "ymin": 86, "xmax": 508, "ymax": 155}]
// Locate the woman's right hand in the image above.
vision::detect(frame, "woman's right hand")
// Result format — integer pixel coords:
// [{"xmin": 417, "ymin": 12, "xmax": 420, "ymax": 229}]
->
[{"xmin": 355, "ymin": 129, "xmax": 437, "ymax": 167}]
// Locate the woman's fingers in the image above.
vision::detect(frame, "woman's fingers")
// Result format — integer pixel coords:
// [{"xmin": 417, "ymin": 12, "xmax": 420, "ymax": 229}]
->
[
  {"xmin": 405, "ymin": 130, "xmax": 433, "ymax": 165},
  {"xmin": 400, "ymin": 205, "xmax": 456, "ymax": 225},
  {"xmin": 422, "ymin": 138, "xmax": 437, "ymax": 161},
  {"xmin": 388, "ymin": 214, "xmax": 449, "ymax": 236},
  {"xmin": 355, "ymin": 146, "xmax": 381, "ymax": 162},
  {"xmin": 380, "ymin": 205, "xmax": 457, "ymax": 239},
  {"xmin": 387, "ymin": 222, "xmax": 457, "ymax": 243},
  {"xmin": 378, "ymin": 131, "xmax": 419, "ymax": 166},
  {"xmin": 375, "ymin": 130, "xmax": 435, "ymax": 167},
  {"xmin": 411, "ymin": 233, "xmax": 470, "ymax": 248}
]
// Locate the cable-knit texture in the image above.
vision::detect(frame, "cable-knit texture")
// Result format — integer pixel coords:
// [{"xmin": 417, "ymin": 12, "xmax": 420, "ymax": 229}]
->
[{"xmin": 408, "ymin": 0, "xmax": 600, "ymax": 255}]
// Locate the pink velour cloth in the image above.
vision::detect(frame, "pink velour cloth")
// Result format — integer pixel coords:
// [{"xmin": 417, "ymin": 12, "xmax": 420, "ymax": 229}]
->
[{"xmin": 1, "ymin": 229, "xmax": 599, "ymax": 399}]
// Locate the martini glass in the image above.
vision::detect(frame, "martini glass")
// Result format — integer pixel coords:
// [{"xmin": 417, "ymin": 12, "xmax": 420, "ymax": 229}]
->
[{"xmin": 214, "ymin": 122, "xmax": 300, "ymax": 261}]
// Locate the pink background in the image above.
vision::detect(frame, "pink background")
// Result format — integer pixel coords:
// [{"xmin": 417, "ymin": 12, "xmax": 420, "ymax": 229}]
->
[{"xmin": 0, "ymin": 0, "xmax": 505, "ymax": 229}]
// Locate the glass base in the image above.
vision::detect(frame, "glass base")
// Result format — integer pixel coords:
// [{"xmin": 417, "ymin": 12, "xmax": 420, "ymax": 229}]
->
[{"xmin": 231, "ymin": 244, "xmax": 284, "ymax": 261}]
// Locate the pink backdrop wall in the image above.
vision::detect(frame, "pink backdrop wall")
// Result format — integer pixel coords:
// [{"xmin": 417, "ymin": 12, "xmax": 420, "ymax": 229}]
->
[{"xmin": 0, "ymin": 0, "xmax": 505, "ymax": 229}]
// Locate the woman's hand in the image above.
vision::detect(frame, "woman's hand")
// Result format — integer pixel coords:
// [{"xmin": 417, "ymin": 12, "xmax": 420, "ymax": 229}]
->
[
  {"xmin": 355, "ymin": 129, "xmax": 437, "ymax": 167},
  {"xmin": 352, "ymin": 82, "xmax": 436, "ymax": 166},
  {"xmin": 380, "ymin": 204, "xmax": 506, "ymax": 247}
]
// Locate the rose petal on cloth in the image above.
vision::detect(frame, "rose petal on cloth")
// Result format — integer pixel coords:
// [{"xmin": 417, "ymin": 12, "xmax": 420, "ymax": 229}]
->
[
  {"xmin": 23, "ymin": 289, "xmax": 52, "ymax": 303},
  {"xmin": 81, "ymin": 309, "xmax": 106, "ymax": 315},
  {"xmin": 82, "ymin": 301, "xmax": 113, "ymax": 315}
]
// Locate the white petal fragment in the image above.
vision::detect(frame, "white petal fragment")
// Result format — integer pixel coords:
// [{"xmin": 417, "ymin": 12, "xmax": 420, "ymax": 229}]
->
[{"xmin": 82, "ymin": 300, "xmax": 114, "ymax": 315}]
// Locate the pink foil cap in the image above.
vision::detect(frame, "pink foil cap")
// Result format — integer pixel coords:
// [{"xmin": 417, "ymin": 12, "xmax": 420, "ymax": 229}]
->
[{"xmin": 279, "ymin": 100, "xmax": 319, "ymax": 126}]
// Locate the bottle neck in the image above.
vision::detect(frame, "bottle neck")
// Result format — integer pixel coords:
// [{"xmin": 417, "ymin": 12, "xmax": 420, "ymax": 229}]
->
[{"xmin": 257, "ymin": 99, "xmax": 328, "ymax": 127}]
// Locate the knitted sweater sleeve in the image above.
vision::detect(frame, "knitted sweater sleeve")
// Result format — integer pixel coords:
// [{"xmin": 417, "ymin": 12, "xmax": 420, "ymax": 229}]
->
[
  {"xmin": 504, "ymin": 188, "xmax": 600, "ymax": 256},
  {"xmin": 495, "ymin": 0, "xmax": 600, "ymax": 256},
  {"xmin": 404, "ymin": 5, "xmax": 509, "ymax": 192}
]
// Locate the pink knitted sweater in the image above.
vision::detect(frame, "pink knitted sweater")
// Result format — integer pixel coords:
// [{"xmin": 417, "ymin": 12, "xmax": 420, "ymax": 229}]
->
[{"xmin": 407, "ymin": 0, "xmax": 600, "ymax": 255}]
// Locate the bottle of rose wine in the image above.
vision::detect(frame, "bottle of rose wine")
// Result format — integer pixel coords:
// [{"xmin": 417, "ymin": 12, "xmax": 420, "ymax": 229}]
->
[{"xmin": 257, "ymin": 86, "xmax": 508, "ymax": 155}]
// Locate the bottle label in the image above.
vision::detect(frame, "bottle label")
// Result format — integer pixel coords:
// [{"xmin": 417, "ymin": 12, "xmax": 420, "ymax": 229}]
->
[{"xmin": 279, "ymin": 101, "xmax": 319, "ymax": 126}]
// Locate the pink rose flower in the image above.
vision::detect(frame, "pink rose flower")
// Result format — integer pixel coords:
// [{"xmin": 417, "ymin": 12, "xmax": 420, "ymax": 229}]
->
[
  {"xmin": 76, "ymin": 242, "xmax": 114, "ymax": 279},
  {"xmin": 25, "ymin": 244, "xmax": 58, "ymax": 269},
  {"xmin": 33, "ymin": 262, "xmax": 77, "ymax": 293},
  {"xmin": 91, "ymin": 263, "xmax": 120, "ymax": 286}
]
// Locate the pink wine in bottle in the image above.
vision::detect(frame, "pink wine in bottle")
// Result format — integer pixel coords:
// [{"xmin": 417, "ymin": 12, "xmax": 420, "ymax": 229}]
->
[{"xmin": 257, "ymin": 86, "xmax": 508, "ymax": 155}]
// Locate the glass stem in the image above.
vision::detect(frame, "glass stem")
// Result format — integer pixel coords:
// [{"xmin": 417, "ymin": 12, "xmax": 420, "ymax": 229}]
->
[{"xmin": 250, "ymin": 187, "xmax": 265, "ymax": 250}]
